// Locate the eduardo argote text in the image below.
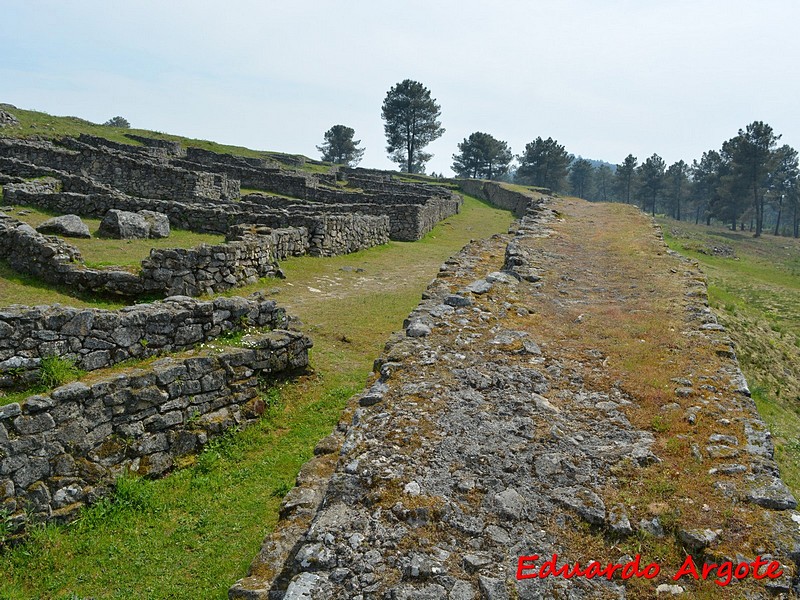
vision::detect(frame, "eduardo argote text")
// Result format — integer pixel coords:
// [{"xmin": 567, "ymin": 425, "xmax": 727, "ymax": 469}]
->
[{"xmin": 517, "ymin": 553, "xmax": 784, "ymax": 587}]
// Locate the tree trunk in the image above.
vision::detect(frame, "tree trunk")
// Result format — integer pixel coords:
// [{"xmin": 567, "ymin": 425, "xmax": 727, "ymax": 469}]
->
[{"xmin": 774, "ymin": 196, "xmax": 783, "ymax": 236}]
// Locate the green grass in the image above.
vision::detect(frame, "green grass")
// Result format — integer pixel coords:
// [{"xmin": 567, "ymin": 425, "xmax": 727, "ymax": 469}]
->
[
  {"xmin": 3, "ymin": 205, "xmax": 225, "ymax": 271},
  {"xmin": 38, "ymin": 356, "xmax": 83, "ymax": 388},
  {"xmin": 0, "ymin": 192, "xmax": 516, "ymax": 599},
  {"xmin": 0, "ymin": 260, "xmax": 127, "ymax": 310},
  {"xmin": 1, "ymin": 106, "xmax": 328, "ymax": 176},
  {"xmin": 660, "ymin": 217, "xmax": 800, "ymax": 492}
]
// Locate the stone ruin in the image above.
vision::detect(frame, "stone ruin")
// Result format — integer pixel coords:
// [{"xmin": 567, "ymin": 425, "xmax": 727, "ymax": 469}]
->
[
  {"xmin": 0, "ymin": 120, "xmax": 462, "ymax": 538},
  {"xmin": 0, "ymin": 133, "xmax": 461, "ymax": 248},
  {"xmin": 1, "ymin": 112, "xmax": 797, "ymax": 596},
  {"xmin": 0, "ymin": 131, "xmax": 463, "ymax": 301}
]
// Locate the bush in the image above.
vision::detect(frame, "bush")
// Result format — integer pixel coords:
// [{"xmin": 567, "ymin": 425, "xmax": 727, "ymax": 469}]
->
[{"xmin": 103, "ymin": 116, "xmax": 130, "ymax": 128}]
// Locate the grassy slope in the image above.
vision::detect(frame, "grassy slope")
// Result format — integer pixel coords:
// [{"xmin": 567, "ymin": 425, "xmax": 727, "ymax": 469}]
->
[
  {"xmin": 659, "ymin": 217, "xmax": 800, "ymax": 491},
  {"xmin": 1, "ymin": 106, "xmax": 328, "ymax": 174},
  {"xmin": 0, "ymin": 194, "xmax": 515, "ymax": 600}
]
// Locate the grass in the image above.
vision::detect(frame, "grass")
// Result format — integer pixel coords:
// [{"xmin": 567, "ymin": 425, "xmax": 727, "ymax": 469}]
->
[
  {"xmin": 1, "ymin": 106, "xmax": 329, "ymax": 176},
  {"xmin": 37, "ymin": 356, "xmax": 83, "ymax": 388},
  {"xmin": 0, "ymin": 260, "xmax": 126, "ymax": 310},
  {"xmin": 0, "ymin": 356, "xmax": 85, "ymax": 407},
  {"xmin": 3, "ymin": 205, "xmax": 225, "ymax": 270},
  {"xmin": 659, "ymin": 217, "xmax": 800, "ymax": 492},
  {"xmin": 0, "ymin": 193, "xmax": 516, "ymax": 599}
]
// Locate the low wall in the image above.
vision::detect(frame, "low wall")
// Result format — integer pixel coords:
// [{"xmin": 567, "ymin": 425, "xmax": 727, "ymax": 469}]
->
[
  {"xmin": 0, "ymin": 329, "xmax": 311, "ymax": 528},
  {"xmin": 0, "ymin": 211, "xmax": 313, "ymax": 299},
  {"xmin": 0, "ymin": 138, "xmax": 237, "ymax": 203},
  {"xmin": 0, "ymin": 294, "xmax": 286, "ymax": 388},
  {"xmin": 0, "ymin": 213, "xmax": 144, "ymax": 297},
  {"xmin": 183, "ymin": 146, "xmax": 277, "ymax": 171},
  {"xmin": 2, "ymin": 189, "xmax": 389, "ymax": 256},
  {"xmin": 0, "ymin": 157, "xmax": 120, "ymax": 195},
  {"xmin": 139, "ymin": 231, "xmax": 301, "ymax": 297},
  {"xmin": 123, "ymin": 134, "xmax": 185, "ymax": 156},
  {"xmin": 241, "ymin": 194, "xmax": 461, "ymax": 241},
  {"xmin": 456, "ymin": 179, "xmax": 535, "ymax": 217}
]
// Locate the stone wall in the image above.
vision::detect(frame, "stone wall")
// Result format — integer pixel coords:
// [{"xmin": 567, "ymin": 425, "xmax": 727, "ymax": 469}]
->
[
  {"xmin": 456, "ymin": 179, "xmax": 534, "ymax": 217},
  {"xmin": 241, "ymin": 194, "xmax": 461, "ymax": 242},
  {"xmin": 0, "ymin": 329, "xmax": 311, "ymax": 528},
  {"xmin": 139, "ymin": 229, "xmax": 306, "ymax": 297},
  {"xmin": 0, "ymin": 294, "xmax": 287, "ymax": 388},
  {"xmin": 173, "ymin": 156, "xmax": 312, "ymax": 198},
  {"xmin": 123, "ymin": 134, "xmax": 185, "ymax": 156},
  {"xmin": 0, "ymin": 138, "xmax": 238, "ymax": 202},
  {"xmin": 0, "ymin": 212, "xmax": 145, "ymax": 297},
  {"xmin": 0, "ymin": 211, "xmax": 315, "ymax": 299},
  {"xmin": 2, "ymin": 189, "xmax": 389, "ymax": 256},
  {"xmin": 183, "ymin": 146, "xmax": 277, "ymax": 170},
  {"xmin": 72, "ymin": 134, "xmax": 171, "ymax": 162},
  {"xmin": 0, "ymin": 157, "xmax": 119, "ymax": 195}
]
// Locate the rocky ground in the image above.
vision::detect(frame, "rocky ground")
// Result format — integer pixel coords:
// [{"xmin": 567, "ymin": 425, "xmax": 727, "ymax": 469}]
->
[{"xmin": 231, "ymin": 196, "xmax": 800, "ymax": 599}]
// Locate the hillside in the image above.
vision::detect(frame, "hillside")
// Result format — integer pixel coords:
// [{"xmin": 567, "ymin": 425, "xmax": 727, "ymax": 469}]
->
[
  {"xmin": 0, "ymin": 104, "xmax": 329, "ymax": 174},
  {"xmin": 660, "ymin": 218, "xmax": 800, "ymax": 491}
]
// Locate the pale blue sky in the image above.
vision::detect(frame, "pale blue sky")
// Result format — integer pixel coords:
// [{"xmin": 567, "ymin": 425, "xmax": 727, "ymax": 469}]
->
[{"xmin": 4, "ymin": 0, "xmax": 799, "ymax": 175}]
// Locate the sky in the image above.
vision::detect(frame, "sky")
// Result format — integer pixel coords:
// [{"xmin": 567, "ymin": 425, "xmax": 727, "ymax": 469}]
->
[{"xmin": 4, "ymin": 0, "xmax": 800, "ymax": 176}]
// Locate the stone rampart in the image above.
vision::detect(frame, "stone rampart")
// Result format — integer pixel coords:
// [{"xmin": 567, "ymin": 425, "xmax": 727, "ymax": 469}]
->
[
  {"xmin": 0, "ymin": 138, "xmax": 238, "ymax": 202},
  {"xmin": 0, "ymin": 329, "xmax": 311, "ymax": 528},
  {"xmin": 456, "ymin": 179, "xmax": 533, "ymax": 217},
  {"xmin": 231, "ymin": 196, "xmax": 800, "ymax": 599},
  {"xmin": 0, "ymin": 295, "xmax": 287, "ymax": 388}
]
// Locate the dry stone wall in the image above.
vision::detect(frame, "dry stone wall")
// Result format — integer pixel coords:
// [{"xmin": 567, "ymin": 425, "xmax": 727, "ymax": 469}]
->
[
  {"xmin": 0, "ymin": 138, "xmax": 238, "ymax": 202},
  {"xmin": 2, "ymin": 188, "xmax": 389, "ymax": 257},
  {"xmin": 0, "ymin": 329, "xmax": 311, "ymax": 529},
  {"xmin": 1, "ymin": 134, "xmax": 457, "ymax": 251},
  {"xmin": 0, "ymin": 294, "xmax": 286, "ymax": 388},
  {"xmin": 123, "ymin": 133, "xmax": 185, "ymax": 156},
  {"xmin": 241, "ymin": 194, "xmax": 461, "ymax": 242},
  {"xmin": 0, "ymin": 212, "xmax": 145, "ymax": 297},
  {"xmin": 456, "ymin": 179, "xmax": 534, "ymax": 217},
  {"xmin": 139, "ymin": 230, "xmax": 302, "ymax": 297},
  {"xmin": 0, "ymin": 211, "xmax": 312, "ymax": 299}
]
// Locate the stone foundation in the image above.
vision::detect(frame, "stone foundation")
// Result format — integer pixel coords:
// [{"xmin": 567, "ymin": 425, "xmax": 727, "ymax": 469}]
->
[
  {"xmin": 0, "ymin": 329, "xmax": 311, "ymax": 529},
  {"xmin": 0, "ymin": 294, "xmax": 287, "ymax": 388}
]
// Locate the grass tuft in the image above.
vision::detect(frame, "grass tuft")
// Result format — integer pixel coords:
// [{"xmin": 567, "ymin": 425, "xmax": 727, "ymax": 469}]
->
[{"xmin": 38, "ymin": 355, "xmax": 83, "ymax": 388}]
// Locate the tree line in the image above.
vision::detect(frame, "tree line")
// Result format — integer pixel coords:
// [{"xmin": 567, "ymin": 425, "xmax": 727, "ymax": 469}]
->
[
  {"xmin": 316, "ymin": 79, "xmax": 799, "ymax": 237},
  {"xmin": 546, "ymin": 121, "xmax": 799, "ymax": 238}
]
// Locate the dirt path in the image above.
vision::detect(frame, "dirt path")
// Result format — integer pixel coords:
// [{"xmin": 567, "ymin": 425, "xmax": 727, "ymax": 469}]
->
[{"xmin": 233, "ymin": 196, "xmax": 800, "ymax": 599}]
